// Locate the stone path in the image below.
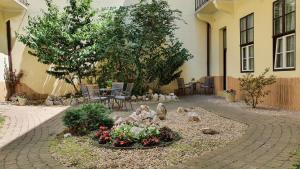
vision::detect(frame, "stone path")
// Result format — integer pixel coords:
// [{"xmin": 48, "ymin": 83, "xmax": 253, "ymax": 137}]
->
[
  {"xmin": 0, "ymin": 105, "xmax": 68, "ymax": 148},
  {"xmin": 0, "ymin": 96, "xmax": 300, "ymax": 169}
]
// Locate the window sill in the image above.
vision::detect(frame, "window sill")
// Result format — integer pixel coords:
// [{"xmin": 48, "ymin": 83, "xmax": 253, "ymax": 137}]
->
[
  {"xmin": 241, "ymin": 70, "xmax": 254, "ymax": 73},
  {"xmin": 273, "ymin": 68, "xmax": 296, "ymax": 71}
]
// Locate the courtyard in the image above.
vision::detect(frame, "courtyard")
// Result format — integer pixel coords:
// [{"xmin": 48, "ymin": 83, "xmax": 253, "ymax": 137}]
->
[{"xmin": 0, "ymin": 96, "xmax": 299, "ymax": 169}]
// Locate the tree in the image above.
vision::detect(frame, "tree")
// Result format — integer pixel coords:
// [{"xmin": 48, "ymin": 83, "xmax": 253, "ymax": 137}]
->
[
  {"xmin": 239, "ymin": 68, "xmax": 276, "ymax": 108},
  {"xmin": 100, "ymin": 0, "xmax": 193, "ymax": 94},
  {"xmin": 18, "ymin": 0, "xmax": 104, "ymax": 92}
]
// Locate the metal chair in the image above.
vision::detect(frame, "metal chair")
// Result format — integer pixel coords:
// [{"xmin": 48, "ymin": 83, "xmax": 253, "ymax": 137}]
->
[
  {"xmin": 200, "ymin": 77, "xmax": 215, "ymax": 95},
  {"xmin": 110, "ymin": 82, "xmax": 124, "ymax": 108},
  {"xmin": 176, "ymin": 78, "xmax": 193, "ymax": 96},
  {"xmin": 114, "ymin": 83, "xmax": 134, "ymax": 110},
  {"xmin": 85, "ymin": 85, "xmax": 110, "ymax": 106}
]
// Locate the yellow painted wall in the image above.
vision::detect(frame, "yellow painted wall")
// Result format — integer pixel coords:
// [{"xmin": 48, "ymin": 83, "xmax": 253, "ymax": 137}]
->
[
  {"xmin": 205, "ymin": 0, "xmax": 300, "ymax": 79},
  {"xmin": 0, "ymin": 0, "xmax": 207, "ymax": 96},
  {"xmin": 0, "ymin": 0, "xmax": 127, "ymax": 97}
]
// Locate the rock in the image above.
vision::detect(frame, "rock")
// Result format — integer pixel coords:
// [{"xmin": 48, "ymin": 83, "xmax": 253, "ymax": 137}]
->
[
  {"xmin": 10, "ymin": 96, "xmax": 18, "ymax": 102},
  {"xmin": 159, "ymin": 95, "xmax": 166, "ymax": 102},
  {"xmin": 142, "ymin": 95, "xmax": 147, "ymax": 101},
  {"xmin": 77, "ymin": 97, "xmax": 85, "ymax": 103},
  {"xmin": 188, "ymin": 112, "xmax": 200, "ymax": 122},
  {"xmin": 63, "ymin": 98, "xmax": 72, "ymax": 106},
  {"xmin": 177, "ymin": 107, "xmax": 185, "ymax": 114},
  {"xmin": 152, "ymin": 93, "xmax": 159, "ymax": 101},
  {"xmin": 114, "ymin": 117, "xmax": 124, "ymax": 126},
  {"xmin": 140, "ymin": 105, "xmax": 150, "ymax": 112},
  {"xmin": 53, "ymin": 100, "xmax": 63, "ymax": 105},
  {"xmin": 171, "ymin": 95, "xmax": 177, "ymax": 100},
  {"xmin": 45, "ymin": 100, "xmax": 54, "ymax": 106},
  {"xmin": 165, "ymin": 95, "xmax": 172, "ymax": 101},
  {"xmin": 137, "ymin": 96, "xmax": 143, "ymax": 101},
  {"xmin": 202, "ymin": 128, "xmax": 219, "ymax": 135},
  {"xmin": 156, "ymin": 103, "xmax": 167, "ymax": 120},
  {"xmin": 47, "ymin": 95, "xmax": 55, "ymax": 101},
  {"xmin": 169, "ymin": 93, "xmax": 175, "ymax": 96},
  {"xmin": 70, "ymin": 99, "xmax": 79, "ymax": 106},
  {"xmin": 130, "ymin": 127, "xmax": 144, "ymax": 138},
  {"xmin": 64, "ymin": 133, "xmax": 72, "ymax": 138},
  {"xmin": 131, "ymin": 95, "xmax": 137, "ymax": 101}
]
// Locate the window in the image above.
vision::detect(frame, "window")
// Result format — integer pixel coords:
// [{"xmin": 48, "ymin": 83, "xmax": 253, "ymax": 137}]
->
[
  {"xmin": 240, "ymin": 13, "xmax": 254, "ymax": 72},
  {"xmin": 273, "ymin": 0, "xmax": 296, "ymax": 70}
]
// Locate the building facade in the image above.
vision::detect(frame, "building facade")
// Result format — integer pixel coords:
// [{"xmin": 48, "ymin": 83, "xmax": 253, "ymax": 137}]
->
[
  {"xmin": 196, "ymin": 0, "xmax": 299, "ymax": 110},
  {"xmin": 0, "ymin": 0, "xmax": 299, "ymax": 110}
]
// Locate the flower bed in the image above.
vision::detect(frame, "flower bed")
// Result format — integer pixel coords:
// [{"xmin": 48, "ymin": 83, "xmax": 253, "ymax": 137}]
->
[
  {"xmin": 50, "ymin": 106, "xmax": 247, "ymax": 169},
  {"xmin": 93, "ymin": 124, "xmax": 181, "ymax": 149}
]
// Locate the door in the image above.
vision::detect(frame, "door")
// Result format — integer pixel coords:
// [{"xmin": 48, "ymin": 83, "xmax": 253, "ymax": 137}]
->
[{"xmin": 223, "ymin": 29, "xmax": 227, "ymax": 90}]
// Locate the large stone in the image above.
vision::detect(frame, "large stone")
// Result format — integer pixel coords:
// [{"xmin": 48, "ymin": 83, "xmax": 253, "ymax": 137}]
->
[
  {"xmin": 45, "ymin": 100, "xmax": 54, "ymax": 106},
  {"xmin": 165, "ymin": 95, "xmax": 172, "ymax": 101},
  {"xmin": 202, "ymin": 128, "xmax": 219, "ymax": 135},
  {"xmin": 177, "ymin": 107, "xmax": 185, "ymax": 114},
  {"xmin": 130, "ymin": 127, "xmax": 144, "ymax": 138},
  {"xmin": 63, "ymin": 98, "xmax": 72, "ymax": 106},
  {"xmin": 131, "ymin": 95, "xmax": 137, "ymax": 101},
  {"xmin": 152, "ymin": 93, "xmax": 159, "ymax": 101},
  {"xmin": 156, "ymin": 103, "xmax": 167, "ymax": 120},
  {"xmin": 188, "ymin": 112, "xmax": 200, "ymax": 122},
  {"xmin": 159, "ymin": 95, "xmax": 166, "ymax": 102}
]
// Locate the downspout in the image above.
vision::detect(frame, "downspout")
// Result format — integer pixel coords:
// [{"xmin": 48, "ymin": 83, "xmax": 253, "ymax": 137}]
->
[
  {"xmin": 6, "ymin": 21, "xmax": 12, "ymax": 72},
  {"xmin": 207, "ymin": 23, "xmax": 211, "ymax": 77}
]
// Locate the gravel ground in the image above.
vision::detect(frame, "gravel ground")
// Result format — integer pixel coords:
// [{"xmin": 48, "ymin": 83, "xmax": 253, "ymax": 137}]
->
[
  {"xmin": 49, "ymin": 107, "xmax": 247, "ymax": 169},
  {"xmin": 208, "ymin": 97, "xmax": 300, "ymax": 119}
]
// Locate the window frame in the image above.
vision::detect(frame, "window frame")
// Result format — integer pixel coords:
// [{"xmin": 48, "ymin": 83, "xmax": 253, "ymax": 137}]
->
[
  {"xmin": 274, "ymin": 33, "xmax": 296, "ymax": 69},
  {"xmin": 273, "ymin": 0, "xmax": 296, "ymax": 71},
  {"xmin": 240, "ymin": 13, "xmax": 254, "ymax": 73}
]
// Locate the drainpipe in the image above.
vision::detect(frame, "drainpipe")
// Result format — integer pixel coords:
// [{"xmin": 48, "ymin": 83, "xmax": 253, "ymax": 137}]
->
[
  {"xmin": 6, "ymin": 21, "xmax": 12, "ymax": 72},
  {"xmin": 207, "ymin": 23, "xmax": 211, "ymax": 77}
]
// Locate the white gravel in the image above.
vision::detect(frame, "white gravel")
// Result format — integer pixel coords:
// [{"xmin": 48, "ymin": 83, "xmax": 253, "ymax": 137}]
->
[{"xmin": 50, "ymin": 107, "xmax": 247, "ymax": 169}]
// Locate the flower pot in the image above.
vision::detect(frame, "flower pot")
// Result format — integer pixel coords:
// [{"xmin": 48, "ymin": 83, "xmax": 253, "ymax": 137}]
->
[
  {"xmin": 225, "ymin": 93, "xmax": 236, "ymax": 102},
  {"xmin": 18, "ymin": 98, "xmax": 27, "ymax": 106}
]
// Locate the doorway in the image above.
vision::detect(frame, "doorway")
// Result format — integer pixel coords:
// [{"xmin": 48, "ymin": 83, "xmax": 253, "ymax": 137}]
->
[{"xmin": 222, "ymin": 28, "xmax": 227, "ymax": 90}]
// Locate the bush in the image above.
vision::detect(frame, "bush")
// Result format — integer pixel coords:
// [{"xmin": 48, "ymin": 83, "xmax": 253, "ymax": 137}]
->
[
  {"xmin": 159, "ymin": 127, "xmax": 175, "ymax": 142},
  {"xmin": 239, "ymin": 68, "xmax": 276, "ymax": 108},
  {"xmin": 63, "ymin": 103, "xmax": 113, "ymax": 135}
]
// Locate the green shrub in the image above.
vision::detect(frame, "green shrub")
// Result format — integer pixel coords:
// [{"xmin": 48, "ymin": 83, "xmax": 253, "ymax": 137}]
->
[
  {"xmin": 63, "ymin": 103, "xmax": 113, "ymax": 135},
  {"xmin": 239, "ymin": 68, "xmax": 276, "ymax": 108}
]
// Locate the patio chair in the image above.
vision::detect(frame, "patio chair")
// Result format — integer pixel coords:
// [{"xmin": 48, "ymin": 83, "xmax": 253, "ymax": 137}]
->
[
  {"xmin": 80, "ymin": 85, "xmax": 89, "ymax": 100},
  {"xmin": 200, "ymin": 77, "xmax": 214, "ymax": 95},
  {"xmin": 176, "ymin": 78, "xmax": 193, "ymax": 96},
  {"xmin": 114, "ymin": 83, "xmax": 134, "ymax": 110},
  {"xmin": 110, "ymin": 82, "xmax": 124, "ymax": 108},
  {"xmin": 85, "ymin": 85, "xmax": 110, "ymax": 107}
]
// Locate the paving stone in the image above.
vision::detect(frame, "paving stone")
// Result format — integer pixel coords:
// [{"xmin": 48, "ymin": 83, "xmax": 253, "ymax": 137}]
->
[{"xmin": 0, "ymin": 96, "xmax": 300, "ymax": 169}]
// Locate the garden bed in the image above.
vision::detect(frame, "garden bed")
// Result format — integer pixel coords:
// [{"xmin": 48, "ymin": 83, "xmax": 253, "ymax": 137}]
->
[{"xmin": 49, "ymin": 107, "xmax": 247, "ymax": 169}]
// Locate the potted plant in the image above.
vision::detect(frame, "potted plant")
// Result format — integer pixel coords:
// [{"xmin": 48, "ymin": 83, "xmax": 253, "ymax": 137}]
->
[
  {"xmin": 224, "ymin": 89, "xmax": 236, "ymax": 102},
  {"xmin": 16, "ymin": 93, "xmax": 27, "ymax": 106}
]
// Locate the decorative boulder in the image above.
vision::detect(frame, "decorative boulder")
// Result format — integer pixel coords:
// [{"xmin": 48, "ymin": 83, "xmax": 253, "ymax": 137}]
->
[
  {"xmin": 45, "ymin": 100, "xmax": 54, "ymax": 106},
  {"xmin": 159, "ymin": 95, "xmax": 166, "ymax": 102},
  {"xmin": 137, "ymin": 96, "xmax": 143, "ymax": 101},
  {"xmin": 131, "ymin": 95, "xmax": 137, "ymax": 101},
  {"xmin": 177, "ymin": 107, "xmax": 185, "ymax": 114},
  {"xmin": 202, "ymin": 128, "xmax": 219, "ymax": 135},
  {"xmin": 156, "ymin": 103, "xmax": 167, "ymax": 120},
  {"xmin": 188, "ymin": 112, "xmax": 200, "ymax": 122},
  {"xmin": 165, "ymin": 95, "xmax": 172, "ymax": 101},
  {"xmin": 130, "ymin": 127, "xmax": 144, "ymax": 138},
  {"xmin": 63, "ymin": 98, "xmax": 72, "ymax": 106},
  {"xmin": 152, "ymin": 93, "xmax": 159, "ymax": 101},
  {"xmin": 142, "ymin": 95, "xmax": 147, "ymax": 101}
]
